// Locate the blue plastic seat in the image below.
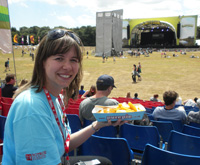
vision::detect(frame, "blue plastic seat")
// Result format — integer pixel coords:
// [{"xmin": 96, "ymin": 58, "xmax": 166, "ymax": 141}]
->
[
  {"xmin": 182, "ymin": 124, "xmax": 200, "ymax": 137},
  {"xmin": 157, "ymin": 118, "xmax": 184, "ymax": 132},
  {"xmin": 145, "ymin": 108, "xmax": 153, "ymax": 114},
  {"xmin": 82, "ymin": 119, "xmax": 93, "ymax": 127},
  {"xmin": 152, "ymin": 120, "xmax": 174, "ymax": 142},
  {"xmin": 184, "ymin": 106, "xmax": 195, "ymax": 110},
  {"xmin": 95, "ymin": 126, "xmax": 118, "ymax": 137},
  {"xmin": 67, "ymin": 114, "xmax": 82, "ymax": 156},
  {"xmin": 168, "ymin": 130, "xmax": 200, "ymax": 156},
  {"xmin": 83, "ymin": 119, "xmax": 118, "ymax": 137},
  {"xmin": 0, "ymin": 115, "xmax": 6, "ymax": 142},
  {"xmin": 67, "ymin": 114, "xmax": 82, "ymax": 133},
  {"xmin": 146, "ymin": 114, "xmax": 154, "ymax": 121},
  {"xmin": 189, "ymin": 122, "xmax": 200, "ymax": 128},
  {"xmin": 79, "ymin": 135, "xmax": 134, "ymax": 165},
  {"xmin": 119, "ymin": 123, "xmax": 160, "ymax": 156},
  {"xmin": 141, "ymin": 144, "xmax": 200, "ymax": 165},
  {"xmin": 0, "ymin": 115, "xmax": 6, "ymax": 155}
]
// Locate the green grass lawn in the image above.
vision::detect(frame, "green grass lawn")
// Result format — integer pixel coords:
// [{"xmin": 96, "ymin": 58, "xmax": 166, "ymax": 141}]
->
[{"xmin": 1, "ymin": 46, "xmax": 200, "ymax": 102}]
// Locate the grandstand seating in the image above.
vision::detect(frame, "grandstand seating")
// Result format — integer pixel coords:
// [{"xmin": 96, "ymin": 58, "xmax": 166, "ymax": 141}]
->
[
  {"xmin": 95, "ymin": 126, "xmax": 118, "ymax": 138},
  {"xmin": 119, "ymin": 123, "xmax": 161, "ymax": 156},
  {"xmin": 185, "ymin": 106, "xmax": 199, "ymax": 115},
  {"xmin": 64, "ymin": 98, "xmax": 83, "ymax": 115},
  {"xmin": 65, "ymin": 108, "xmax": 79, "ymax": 116},
  {"xmin": 83, "ymin": 119, "xmax": 118, "ymax": 137},
  {"xmin": 0, "ymin": 97, "xmax": 13, "ymax": 117},
  {"xmin": 82, "ymin": 119, "xmax": 93, "ymax": 127},
  {"xmin": 189, "ymin": 122, "xmax": 200, "ymax": 128},
  {"xmin": 1, "ymin": 102, "xmax": 11, "ymax": 117},
  {"xmin": 1, "ymin": 97, "xmax": 13, "ymax": 104},
  {"xmin": 157, "ymin": 118, "xmax": 184, "ymax": 132},
  {"xmin": 0, "ymin": 115, "xmax": 6, "ymax": 155},
  {"xmin": 168, "ymin": 130, "xmax": 200, "ymax": 156},
  {"xmin": 152, "ymin": 120, "xmax": 174, "ymax": 143},
  {"xmin": 146, "ymin": 114, "xmax": 154, "ymax": 121},
  {"xmin": 79, "ymin": 135, "xmax": 134, "ymax": 165},
  {"xmin": 67, "ymin": 114, "xmax": 82, "ymax": 133},
  {"xmin": 0, "ymin": 102, "xmax": 2, "ymax": 115},
  {"xmin": 141, "ymin": 144, "xmax": 200, "ymax": 165},
  {"xmin": 182, "ymin": 124, "xmax": 200, "ymax": 137},
  {"xmin": 64, "ymin": 97, "xmax": 165, "ymax": 117},
  {"xmin": 67, "ymin": 114, "xmax": 82, "ymax": 156}
]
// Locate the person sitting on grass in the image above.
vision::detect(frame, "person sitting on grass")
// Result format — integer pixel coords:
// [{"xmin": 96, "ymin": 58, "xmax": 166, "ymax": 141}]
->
[
  {"xmin": 150, "ymin": 94, "xmax": 160, "ymax": 102},
  {"xmin": 133, "ymin": 93, "xmax": 140, "ymax": 100},
  {"xmin": 79, "ymin": 85, "xmax": 85, "ymax": 96},
  {"xmin": 126, "ymin": 92, "xmax": 132, "ymax": 98}
]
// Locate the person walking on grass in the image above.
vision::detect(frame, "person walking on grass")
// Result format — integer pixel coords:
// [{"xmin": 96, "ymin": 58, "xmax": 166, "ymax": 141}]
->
[{"xmin": 4, "ymin": 58, "xmax": 10, "ymax": 72}]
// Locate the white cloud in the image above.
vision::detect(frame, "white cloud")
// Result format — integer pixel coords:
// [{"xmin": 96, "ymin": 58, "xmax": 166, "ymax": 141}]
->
[
  {"xmin": 20, "ymin": 2, "xmax": 28, "ymax": 8},
  {"xmin": 77, "ymin": 14, "xmax": 96, "ymax": 27},
  {"xmin": 57, "ymin": 15, "xmax": 77, "ymax": 28},
  {"xmin": 8, "ymin": 0, "xmax": 26, "ymax": 4},
  {"xmin": 49, "ymin": 11, "xmax": 57, "ymax": 17}
]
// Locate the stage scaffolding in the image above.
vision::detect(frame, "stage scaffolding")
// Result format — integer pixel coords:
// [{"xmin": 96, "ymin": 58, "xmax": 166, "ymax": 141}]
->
[{"xmin": 95, "ymin": 9, "xmax": 123, "ymax": 57}]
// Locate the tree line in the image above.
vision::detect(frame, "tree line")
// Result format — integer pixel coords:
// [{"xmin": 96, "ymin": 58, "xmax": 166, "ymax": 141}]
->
[
  {"xmin": 11, "ymin": 25, "xmax": 200, "ymax": 46},
  {"xmin": 11, "ymin": 26, "xmax": 96, "ymax": 46}
]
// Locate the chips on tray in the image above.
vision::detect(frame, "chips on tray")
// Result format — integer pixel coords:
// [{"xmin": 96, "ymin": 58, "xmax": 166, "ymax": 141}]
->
[
  {"xmin": 97, "ymin": 102, "xmax": 145, "ymax": 113},
  {"xmin": 92, "ymin": 102, "xmax": 146, "ymax": 122}
]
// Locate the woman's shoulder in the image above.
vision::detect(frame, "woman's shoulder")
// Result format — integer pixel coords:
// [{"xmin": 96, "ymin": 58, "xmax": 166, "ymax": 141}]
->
[
  {"xmin": 10, "ymin": 88, "xmax": 51, "ymax": 121},
  {"xmin": 15, "ymin": 87, "xmax": 45, "ymax": 102},
  {"xmin": 13, "ymin": 88, "xmax": 49, "ymax": 112}
]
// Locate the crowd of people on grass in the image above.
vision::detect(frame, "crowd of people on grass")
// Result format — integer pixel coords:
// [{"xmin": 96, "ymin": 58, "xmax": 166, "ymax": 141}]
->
[
  {"xmin": 21, "ymin": 46, "xmax": 36, "ymax": 60},
  {"xmin": 1, "ymin": 28, "xmax": 200, "ymax": 164}
]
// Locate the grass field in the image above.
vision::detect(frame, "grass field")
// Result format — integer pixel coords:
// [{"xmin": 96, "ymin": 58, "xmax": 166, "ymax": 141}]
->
[{"xmin": 0, "ymin": 46, "xmax": 200, "ymax": 102}]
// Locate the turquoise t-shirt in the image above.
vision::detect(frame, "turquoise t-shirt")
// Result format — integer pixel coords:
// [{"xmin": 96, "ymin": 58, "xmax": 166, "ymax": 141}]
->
[{"xmin": 2, "ymin": 87, "xmax": 71, "ymax": 164}]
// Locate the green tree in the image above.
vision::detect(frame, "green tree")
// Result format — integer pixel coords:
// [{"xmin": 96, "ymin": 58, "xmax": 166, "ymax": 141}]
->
[
  {"xmin": 37, "ymin": 26, "xmax": 51, "ymax": 43},
  {"xmin": 197, "ymin": 26, "xmax": 200, "ymax": 39}
]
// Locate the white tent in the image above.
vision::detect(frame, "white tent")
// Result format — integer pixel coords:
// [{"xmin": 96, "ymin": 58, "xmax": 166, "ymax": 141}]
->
[{"xmin": 196, "ymin": 39, "xmax": 200, "ymax": 46}]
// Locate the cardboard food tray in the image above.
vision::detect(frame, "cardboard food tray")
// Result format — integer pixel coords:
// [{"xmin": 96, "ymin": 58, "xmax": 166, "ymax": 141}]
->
[{"xmin": 92, "ymin": 104, "xmax": 146, "ymax": 122}]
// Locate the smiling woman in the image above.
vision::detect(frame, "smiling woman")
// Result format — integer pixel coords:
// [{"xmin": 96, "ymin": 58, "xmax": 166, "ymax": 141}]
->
[{"xmin": 2, "ymin": 29, "xmax": 125, "ymax": 165}]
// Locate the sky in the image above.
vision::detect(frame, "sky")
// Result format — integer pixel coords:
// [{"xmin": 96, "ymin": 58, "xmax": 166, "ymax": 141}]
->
[{"xmin": 8, "ymin": 0, "xmax": 200, "ymax": 30}]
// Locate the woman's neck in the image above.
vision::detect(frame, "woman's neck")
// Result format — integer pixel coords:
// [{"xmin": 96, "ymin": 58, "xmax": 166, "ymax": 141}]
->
[{"xmin": 44, "ymin": 85, "xmax": 61, "ymax": 97}]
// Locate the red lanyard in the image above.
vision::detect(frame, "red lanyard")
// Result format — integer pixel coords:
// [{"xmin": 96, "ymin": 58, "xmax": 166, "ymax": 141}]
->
[{"xmin": 43, "ymin": 87, "xmax": 70, "ymax": 158}]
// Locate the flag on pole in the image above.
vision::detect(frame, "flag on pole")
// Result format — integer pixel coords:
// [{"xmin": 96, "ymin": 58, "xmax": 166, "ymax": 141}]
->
[
  {"xmin": 21, "ymin": 35, "xmax": 24, "ymax": 45},
  {"xmin": 0, "ymin": 0, "xmax": 12, "ymax": 53},
  {"xmin": 13, "ymin": 34, "xmax": 18, "ymax": 44},
  {"xmin": 30, "ymin": 35, "xmax": 34, "ymax": 44},
  {"xmin": 27, "ymin": 35, "xmax": 29, "ymax": 45},
  {"xmin": 38, "ymin": 36, "xmax": 40, "ymax": 43}
]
